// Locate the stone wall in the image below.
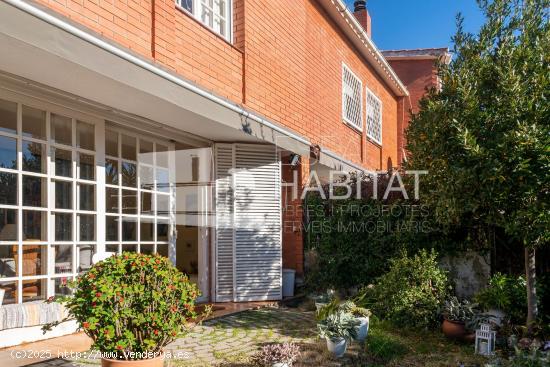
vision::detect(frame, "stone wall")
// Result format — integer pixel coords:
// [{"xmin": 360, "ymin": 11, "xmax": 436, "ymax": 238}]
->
[{"xmin": 439, "ymin": 251, "xmax": 491, "ymax": 299}]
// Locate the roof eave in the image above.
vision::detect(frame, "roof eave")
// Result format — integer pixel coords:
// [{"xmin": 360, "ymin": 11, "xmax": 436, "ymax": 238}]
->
[
  {"xmin": 317, "ymin": 0, "xmax": 409, "ymax": 97},
  {"xmin": 382, "ymin": 48, "xmax": 452, "ymax": 64}
]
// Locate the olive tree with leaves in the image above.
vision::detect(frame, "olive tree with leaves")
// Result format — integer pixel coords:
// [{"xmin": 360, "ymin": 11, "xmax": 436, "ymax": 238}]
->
[{"xmin": 406, "ymin": 0, "xmax": 549, "ymax": 331}]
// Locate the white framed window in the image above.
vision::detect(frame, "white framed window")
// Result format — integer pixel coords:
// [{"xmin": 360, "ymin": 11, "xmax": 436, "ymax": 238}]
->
[
  {"xmin": 342, "ymin": 64, "xmax": 363, "ymax": 131},
  {"xmin": 0, "ymin": 93, "xmax": 179, "ymax": 304},
  {"xmin": 0, "ymin": 97, "xmax": 99, "ymax": 304},
  {"xmin": 104, "ymin": 128, "xmax": 174, "ymax": 258},
  {"xmin": 365, "ymin": 88, "xmax": 382, "ymax": 145},
  {"xmin": 176, "ymin": 0, "xmax": 232, "ymax": 41}
]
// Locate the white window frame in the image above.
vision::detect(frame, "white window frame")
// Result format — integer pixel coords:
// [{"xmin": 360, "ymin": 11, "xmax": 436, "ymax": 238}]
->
[
  {"xmin": 365, "ymin": 86, "xmax": 382, "ymax": 145},
  {"xmin": 0, "ymin": 91, "xmax": 102, "ymax": 304},
  {"xmin": 0, "ymin": 90, "xmax": 181, "ymax": 305},
  {"xmin": 341, "ymin": 63, "xmax": 363, "ymax": 132},
  {"xmin": 103, "ymin": 126, "xmax": 175, "ymax": 258},
  {"xmin": 176, "ymin": 0, "xmax": 233, "ymax": 42}
]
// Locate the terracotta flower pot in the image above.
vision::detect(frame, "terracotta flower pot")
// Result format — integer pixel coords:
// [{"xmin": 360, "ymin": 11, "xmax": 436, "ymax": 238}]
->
[
  {"xmin": 442, "ymin": 319, "xmax": 466, "ymax": 339},
  {"xmin": 101, "ymin": 355, "xmax": 163, "ymax": 367},
  {"xmin": 463, "ymin": 332, "xmax": 476, "ymax": 343}
]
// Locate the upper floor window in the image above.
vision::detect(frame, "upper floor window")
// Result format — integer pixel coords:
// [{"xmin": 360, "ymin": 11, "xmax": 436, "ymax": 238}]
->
[
  {"xmin": 176, "ymin": 0, "xmax": 232, "ymax": 41},
  {"xmin": 366, "ymin": 88, "xmax": 382, "ymax": 145},
  {"xmin": 342, "ymin": 64, "xmax": 363, "ymax": 131}
]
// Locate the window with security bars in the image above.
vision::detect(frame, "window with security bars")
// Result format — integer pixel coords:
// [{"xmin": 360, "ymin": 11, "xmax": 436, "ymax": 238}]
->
[
  {"xmin": 366, "ymin": 89, "xmax": 382, "ymax": 144},
  {"xmin": 176, "ymin": 0, "xmax": 232, "ymax": 41},
  {"xmin": 342, "ymin": 64, "xmax": 363, "ymax": 131}
]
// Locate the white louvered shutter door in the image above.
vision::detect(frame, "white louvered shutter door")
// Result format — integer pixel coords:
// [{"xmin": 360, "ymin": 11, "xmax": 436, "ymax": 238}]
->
[
  {"xmin": 234, "ymin": 144, "xmax": 282, "ymax": 301},
  {"xmin": 214, "ymin": 144, "xmax": 235, "ymax": 302},
  {"xmin": 214, "ymin": 144, "xmax": 282, "ymax": 302}
]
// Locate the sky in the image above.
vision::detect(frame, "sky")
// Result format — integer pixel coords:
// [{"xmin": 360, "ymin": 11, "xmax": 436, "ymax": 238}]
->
[{"xmin": 344, "ymin": 0, "xmax": 486, "ymax": 51}]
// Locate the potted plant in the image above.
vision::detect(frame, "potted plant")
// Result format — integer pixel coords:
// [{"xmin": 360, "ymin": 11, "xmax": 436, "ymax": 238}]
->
[
  {"xmin": 43, "ymin": 252, "xmax": 210, "ymax": 367},
  {"xmin": 441, "ymin": 296, "xmax": 475, "ymax": 339},
  {"xmin": 350, "ymin": 306, "xmax": 371, "ymax": 342},
  {"xmin": 337, "ymin": 300, "xmax": 371, "ymax": 342},
  {"xmin": 312, "ymin": 291, "xmax": 334, "ymax": 311},
  {"xmin": 251, "ymin": 342, "xmax": 301, "ymax": 367},
  {"xmin": 317, "ymin": 310, "xmax": 359, "ymax": 358}
]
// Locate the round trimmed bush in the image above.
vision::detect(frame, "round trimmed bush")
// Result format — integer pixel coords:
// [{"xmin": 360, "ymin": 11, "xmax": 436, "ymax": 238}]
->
[{"xmin": 50, "ymin": 252, "xmax": 202, "ymax": 360}]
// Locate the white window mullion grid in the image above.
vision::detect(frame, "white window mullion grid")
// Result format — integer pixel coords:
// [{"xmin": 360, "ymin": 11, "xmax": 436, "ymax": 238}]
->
[
  {"xmin": 96, "ymin": 120, "xmax": 106, "ymax": 257},
  {"xmin": 117, "ymin": 132, "xmax": 122, "ymax": 253},
  {"xmin": 104, "ymin": 127, "xmax": 176, "ymax": 257},
  {"xmin": 176, "ymin": 0, "xmax": 232, "ymax": 42},
  {"xmin": 16, "ymin": 102, "xmax": 23, "ymax": 304},
  {"xmin": 46, "ymin": 111, "xmax": 53, "ymax": 298},
  {"xmin": 0, "ymin": 96, "xmax": 102, "ymax": 303},
  {"xmin": 71, "ymin": 118, "xmax": 77, "ymax": 278},
  {"xmin": 0, "ymin": 95, "xmax": 180, "ymax": 304},
  {"xmin": 153, "ymin": 141, "xmax": 158, "ymax": 254},
  {"xmin": 168, "ymin": 147, "xmax": 176, "ymax": 264},
  {"xmin": 136, "ymin": 139, "xmax": 141, "ymax": 254}
]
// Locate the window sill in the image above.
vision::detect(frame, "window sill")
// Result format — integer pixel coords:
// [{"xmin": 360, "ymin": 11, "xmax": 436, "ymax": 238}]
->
[
  {"xmin": 343, "ymin": 119, "xmax": 363, "ymax": 134},
  {"xmin": 366, "ymin": 135, "xmax": 382, "ymax": 147},
  {"xmin": 175, "ymin": 5, "xmax": 240, "ymax": 52}
]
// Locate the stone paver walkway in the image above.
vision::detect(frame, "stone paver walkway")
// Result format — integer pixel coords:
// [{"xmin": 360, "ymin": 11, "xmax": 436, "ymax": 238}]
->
[
  {"xmin": 167, "ymin": 307, "xmax": 317, "ymax": 366},
  {"xmin": 14, "ymin": 307, "xmax": 368, "ymax": 367}
]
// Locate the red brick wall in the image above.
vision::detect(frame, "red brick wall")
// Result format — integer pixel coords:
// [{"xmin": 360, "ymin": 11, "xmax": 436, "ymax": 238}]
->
[
  {"xmin": 34, "ymin": 0, "xmax": 153, "ymax": 56},
  {"xmin": 243, "ymin": 0, "xmax": 398, "ymax": 170},
  {"xmin": 31, "ymin": 0, "xmax": 405, "ymax": 277},
  {"xmin": 388, "ymin": 59, "xmax": 437, "ymax": 114},
  {"xmin": 33, "ymin": 0, "xmax": 400, "ymax": 170},
  {"xmin": 387, "ymin": 58, "xmax": 438, "ymax": 161},
  {"xmin": 281, "ymin": 159, "xmax": 307, "ymax": 275}
]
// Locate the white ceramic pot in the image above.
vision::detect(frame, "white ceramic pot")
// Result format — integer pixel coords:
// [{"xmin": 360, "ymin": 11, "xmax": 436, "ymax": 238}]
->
[
  {"xmin": 326, "ymin": 337, "xmax": 347, "ymax": 358},
  {"xmin": 272, "ymin": 363, "xmax": 289, "ymax": 367},
  {"xmin": 0, "ymin": 288, "xmax": 4, "ymax": 306},
  {"xmin": 355, "ymin": 316, "xmax": 369, "ymax": 342}
]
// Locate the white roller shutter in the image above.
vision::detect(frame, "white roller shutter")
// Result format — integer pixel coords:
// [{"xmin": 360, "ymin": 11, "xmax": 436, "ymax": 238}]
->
[
  {"xmin": 214, "ymin": 143, "xmax": 282, "ymax": 302},
  {"xmin": 214, "ymin": 144, "xmax": 235, "ymax": 302}
]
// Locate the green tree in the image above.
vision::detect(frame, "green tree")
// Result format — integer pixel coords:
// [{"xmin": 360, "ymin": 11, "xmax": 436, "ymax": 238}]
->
[{"xmin": 406, "ymin": 0, "xmax": 549, "ymax": 331}]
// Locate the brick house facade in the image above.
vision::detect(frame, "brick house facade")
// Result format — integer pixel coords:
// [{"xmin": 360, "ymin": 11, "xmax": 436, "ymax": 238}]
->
[{"xmin": 0, "ymin": 0, "xmax": 446, "ymax": 346}]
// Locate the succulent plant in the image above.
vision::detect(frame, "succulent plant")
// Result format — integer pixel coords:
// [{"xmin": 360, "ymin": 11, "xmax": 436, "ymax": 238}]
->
[{"xmin": 317, "ymin": 310, "xmax": 359, "ymax": 341}]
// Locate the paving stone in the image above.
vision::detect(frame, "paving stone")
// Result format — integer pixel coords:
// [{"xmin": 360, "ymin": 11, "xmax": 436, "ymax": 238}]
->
[{"xmin": 47, "ymin": 307, "xmax": 356, "ymax": 367}]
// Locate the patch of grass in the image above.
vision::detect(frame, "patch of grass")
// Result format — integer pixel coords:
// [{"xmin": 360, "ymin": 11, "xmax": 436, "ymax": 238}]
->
[
  {"xmin": 212, "ymin": 350, "xmax": 226, "ymax": 359},
  {"xmin": 365, "ymin": 319, "xmax": 410, "ymax": 363},
  {"xmin": 361, "ymin": 317, "xmax": 489, "ymax": 367}
]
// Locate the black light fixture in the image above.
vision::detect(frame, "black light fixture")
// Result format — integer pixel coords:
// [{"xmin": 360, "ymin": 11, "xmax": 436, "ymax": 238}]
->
[{"xmin": 289, "ymin": 154, "xmax": 300, "ymax": 167}]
